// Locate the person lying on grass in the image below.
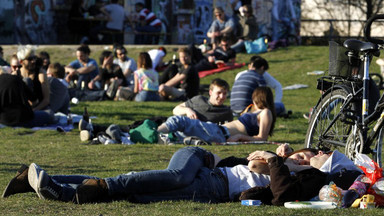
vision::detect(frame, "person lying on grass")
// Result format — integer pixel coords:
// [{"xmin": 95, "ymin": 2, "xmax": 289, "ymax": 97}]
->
[
  {"xmin": 3, "ymin": 146, "xmax": 360, "ymax": 205},
  {"xmin": 157, "ymin": 86, "xmax": 276, "ymax": 144}
]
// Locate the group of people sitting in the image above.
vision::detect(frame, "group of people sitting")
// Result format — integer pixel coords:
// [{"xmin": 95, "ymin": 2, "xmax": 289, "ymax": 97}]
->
[{"xmin": 0, "ymin": 40, "xmax": 287, "ymax": 129}]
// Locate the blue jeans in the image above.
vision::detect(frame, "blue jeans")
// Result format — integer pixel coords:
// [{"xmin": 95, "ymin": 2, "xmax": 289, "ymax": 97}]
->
[
  {"xmin": 135, "ymin": 91, "xmax": 160, "ymax": 102},
  {"xmin": 275, "ymin": 102, "xmax": 286, "ymax": 116},
  {"xmin": 164, "ymin": 116, "xmax": 227, "ymax": 143},
  {"xmin": 49, "ymin": 147, "xmax": 229, "ymax": 203},
  {"xmin": 77, "ymin": 71, "xmax": 98, "ymax": 90},
  {"xmin": 19, "ymin": 110, "xmax": 55, "ymax": 127}
]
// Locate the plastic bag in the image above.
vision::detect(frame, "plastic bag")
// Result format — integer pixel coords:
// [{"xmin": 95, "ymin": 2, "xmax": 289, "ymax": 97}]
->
[
  {"xmin": 354, "ymin": 153, "xmax": 383, "ymax": 185},
  {"xmin": 319, "ymin": 181, "xmax": 344, "ymax": 206},
  {"xmin": 244, "ymin": 37, "xmax": 267, "ymax": 54}
]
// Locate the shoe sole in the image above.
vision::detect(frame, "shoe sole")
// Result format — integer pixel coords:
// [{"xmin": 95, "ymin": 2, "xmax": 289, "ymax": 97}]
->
[
  {"xmin": 2, "ymin": 164, "xmax": 28, "ymax": 198},
  {"xmin": 80, "ymin": 130, "xmax": 91, "ymax": 142},
  {"xmin": 28, "ymin": 163, "xmax": 42, "ymax": 199}
]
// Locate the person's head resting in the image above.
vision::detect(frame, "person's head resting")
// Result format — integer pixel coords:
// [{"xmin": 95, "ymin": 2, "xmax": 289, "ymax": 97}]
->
[
  {"xmin": 209, "ymin": 78, "xmax": 230, "ymax": 106},
  {"xmin": 17, "ymin": 45, "xmax": 37, "ymax": 71},
  {"xmin": 114, "ymin": 44, "xmax": 127, "ymax": 60},
  {"xmin": 310, "ymin": 151, "xmax": 333, "ymax": 169},
  {"xmin": 76, "ymin": 45, "xmax": 91, "ymax": 63},
  {"xmin": 249, "ymin": 55, "xmax": 269, "ymax": 73},
  {"xmin": 178, "ymin": 47, "xmax": 191, "ymax": 65},
  {"xmin": 137, "ymin": 52, "xmax": 152, "ymax": 69},
  {"xmin": 214, "ymin": 7, "xmax": 225, "ymax": 21},
  {"xmin": 285, "ymin": 148, "xmax": 320, "ymax": 165},
  {"xmin": 99, "ymin": 50, "xmax": 113, "ymax": 65},
  {"xmin": 47, "ymin": 62, "xmax": 65, "ymax": 79},
  {"xmin": 252, "ymin": 87, "xmax": 276, "ymax": 135},
  {"xmin": 220, "ymin": 36, "xmax": 232, "ymax": 50}
]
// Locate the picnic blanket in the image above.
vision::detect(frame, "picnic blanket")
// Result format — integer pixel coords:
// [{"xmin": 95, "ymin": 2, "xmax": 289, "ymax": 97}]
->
[
  {"xmin": 198, "ymin": 62, "xmax": 246, "ymax": 78},
  {"xmin": 0, "ymin": 113, "xmax": 94, "ymax": 132}
]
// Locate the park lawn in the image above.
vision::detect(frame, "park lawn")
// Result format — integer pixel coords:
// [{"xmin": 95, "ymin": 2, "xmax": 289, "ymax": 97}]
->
[{"xmin": 0, "ymin": 45, "xmax": 383, "ymax": 215}]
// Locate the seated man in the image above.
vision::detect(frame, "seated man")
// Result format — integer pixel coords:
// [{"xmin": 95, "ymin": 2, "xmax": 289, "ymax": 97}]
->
[
  {"xmin": 131, "ymin": 1, "xmax": 162, "ymax": 44},
  {"xmin": 235, "ymin": 55, "xmax": 286, "ymax": 116},
  {"xmin": 158, "ymin": 47, "xmax": 199, "ymax": 101},
  {"xmin": 173, "ymin": 78, "xmax": 233, "ymax": 124},
  {"xmin": 193, "ymin": 36, "xmax": 236, "ymax": 73},
  {"xmin": 65, "ymin": 45, "xmax": 99, "ymax": 90},
  {"xmin": 207, "ymin": 7, "xmax": 236, "ymax": 49},
  {"xmin": 230, "ymin": 56, "xmax": 267, "ymax": 115},
  {"xmin": 113, "ymin": 44, "xmax": 137, "ymax": 87},
  {"xmin": 47, "ymin": 63, "xmax": 70, "ymax": 114}
]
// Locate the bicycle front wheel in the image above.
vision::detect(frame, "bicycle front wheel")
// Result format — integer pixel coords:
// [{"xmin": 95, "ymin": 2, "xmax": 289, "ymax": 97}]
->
[{"xmin": 305, "ymin": 89, "xmax": 357, "ymax": 153}]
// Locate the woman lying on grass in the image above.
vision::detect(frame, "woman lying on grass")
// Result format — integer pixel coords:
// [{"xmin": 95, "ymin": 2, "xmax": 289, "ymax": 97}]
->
[
  {"xmin": 158, "ymin": 86, "xmax": 276, "ymax": 143},
  {"xmin": 2, "ymin": 146, "xmax": 361, "ymax": 205}
]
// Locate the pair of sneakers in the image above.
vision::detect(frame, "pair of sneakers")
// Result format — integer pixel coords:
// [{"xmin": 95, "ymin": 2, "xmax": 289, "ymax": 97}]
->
[
  {"xmin": 79, "ymin": 119, "xmax": 94, "ymax": 142},
  {"xmin": 28, "ymin": 163, "xmax": 62, "ymax": 201}
]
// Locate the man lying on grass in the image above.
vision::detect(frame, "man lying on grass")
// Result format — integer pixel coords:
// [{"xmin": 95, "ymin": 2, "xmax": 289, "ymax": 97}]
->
[{"xmin": 2, "ymin": 146, "xmax": 361, "ymax": 206}]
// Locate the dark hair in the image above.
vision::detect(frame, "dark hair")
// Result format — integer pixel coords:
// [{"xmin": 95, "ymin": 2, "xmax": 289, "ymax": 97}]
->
[
  {"xmin": 135, "ymin": 2, "xmax": 144, "ymax": 7},
  {"xmin": 48, "ymin": 62, "xmax": 65, "ymax": 79},
  {"xmin": 158, "ymin": 47, "xmax": 167, "ymax": 56},
  {"xmin": 77, "ymin": 45, "xmax": 91, "ymax": 55},
  {"xmin": 111, "ymin": 0, "xmax": 118, "ymax": 3},
  {"xmin": 284, "ymin": 148, "xmax": 320, "ymax": 161},
  {"xmin": 210, "ymin": 78, "xmax": 229, "ymax": 91},
  {"xmin": 138, "ymin": 52, "xmax": 152, "ymax": 69},
  {"xmin": 114, "ymin": 44, "xmax": 127, "ymax": 58},
  {"xmin": 38, "ymin": 51, "xmax": 50, "ymax": 60},
  {"xmin": 252, "ymin": 87, "xmax": 276, "ymax": 136},
  {"xmin": 99, "ymin": 50, "xmax": 112, "ymax": 65},
  {"xmin": 249, "ymin": 56, "xmax": 269, "ymax": 70}
]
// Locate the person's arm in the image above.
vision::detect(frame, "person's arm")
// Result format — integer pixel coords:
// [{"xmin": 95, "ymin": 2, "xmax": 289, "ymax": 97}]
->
[
  {"xmin": 133, "ymin": 73, "xmax": 139, "ymax": 93},
  {"xmin": 33, "ymin": 72, "xmax": 50, "ymax": 111},
  {"xmin": 220, "ymin": 18, "xmax": 235, "ymax": 34},
  {"xmin": 263, "ymin": 72, "xmax": 283, "ymax": 103},
  {"xmin": 99, "ymin": 6, "xmax": 111, "ymax": 20},
  {"xmin": 76, "ymin": 64, "xmax": 96, "ymax": 74},
  {"xmin": 227, "ymin": 109, "xmax": 272, "ymax": 142},
  {"xmin": 173, "ymin": 102, "xmax": 198, "ymax": 119},
  {"xmin": 164, "ymin": 73, "xmax": 186, "ymax": 87}
]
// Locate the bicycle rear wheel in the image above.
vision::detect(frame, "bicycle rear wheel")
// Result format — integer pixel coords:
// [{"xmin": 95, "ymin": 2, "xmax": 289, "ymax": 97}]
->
[{"xmin": 305, "ymin": 89, "xmax": 357, "ymax": 154}]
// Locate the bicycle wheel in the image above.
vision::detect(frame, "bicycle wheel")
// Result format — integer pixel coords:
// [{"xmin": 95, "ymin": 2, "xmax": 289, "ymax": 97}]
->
[
  {"xmin": 345, "ymin": 126, "xmax": 363, "ymax": 160},
  {"xmin": 305, "ymin": 89, "xmax": 357, "ymax": 153},
  {"xmin": 371, "ymin": 127, "xmax": 383, "ymax": 167}
]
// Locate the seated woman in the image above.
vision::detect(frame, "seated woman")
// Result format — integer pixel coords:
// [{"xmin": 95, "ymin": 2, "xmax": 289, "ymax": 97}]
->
[
  {"xmin": 3, "ymin": 146, "xmax": 361, "ymax": 205},
  {"xmin": 158, "ymin": 86, "xmax": 276, "ymax": 143},
  {"xmin": 133, "ymin": 52, "xmax": 160, "ymax": 102}
]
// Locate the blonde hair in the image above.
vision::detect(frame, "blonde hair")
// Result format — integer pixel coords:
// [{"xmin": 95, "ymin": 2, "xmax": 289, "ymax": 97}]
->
[{"xmin": 17, "ymin": 45, "xmax": 37, "ymax": 60}]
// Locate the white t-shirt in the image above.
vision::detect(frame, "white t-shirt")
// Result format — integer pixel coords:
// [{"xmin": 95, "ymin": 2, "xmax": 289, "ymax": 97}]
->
[
  {"xmin": 104, "ymin": 4, "xmax": 126, "ymax": 31},
  {"xmin": 148, "ymin": 49, "xmax": 165, "ymax": 70},
  {"xmin": 224, "ymin": 165, "xmax": 271, "ymax": 200}
]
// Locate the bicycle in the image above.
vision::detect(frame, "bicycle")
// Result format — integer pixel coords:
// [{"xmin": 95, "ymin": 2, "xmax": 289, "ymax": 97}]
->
[{"xmin": 305, "ymin": 14, "xmax": 384, "ymax": 167}]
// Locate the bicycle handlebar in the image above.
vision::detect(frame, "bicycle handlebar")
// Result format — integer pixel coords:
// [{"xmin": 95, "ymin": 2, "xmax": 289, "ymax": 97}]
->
[{"xmin": 364, "ymin": 14, "xmax": 384, "ymax": 44}]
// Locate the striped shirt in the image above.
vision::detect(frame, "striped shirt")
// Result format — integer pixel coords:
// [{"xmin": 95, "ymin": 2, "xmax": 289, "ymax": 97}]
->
[
  {"xmin": 230, "ymin": 70, "xmax": 266, "ymax": 113},
  {"xmin": 139, "ymin": 8, "xmax": 162, "ymax": 27}
]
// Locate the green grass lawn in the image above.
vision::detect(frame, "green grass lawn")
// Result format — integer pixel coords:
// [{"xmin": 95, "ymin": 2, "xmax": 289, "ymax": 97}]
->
[{"xmin": 0, "ymin": 45, "xmax": 383, "ymax": 215}]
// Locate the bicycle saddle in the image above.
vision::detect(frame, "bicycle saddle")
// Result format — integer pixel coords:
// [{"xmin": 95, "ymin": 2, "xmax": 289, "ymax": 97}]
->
[{"xmin": 343, "ymin": 39, "xmax": 380, "ymax": 56}]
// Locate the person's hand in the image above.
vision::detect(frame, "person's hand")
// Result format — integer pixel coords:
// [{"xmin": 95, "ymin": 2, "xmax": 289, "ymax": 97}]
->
[
  {"xmin": 247, "ymin": 150, "xmax": 276, "ymax": 161},
  {"xmin": 226, "ymin": 134, "xmax": 243, "ymax": 142},
  {"xmin": 276, "ymin": 144, "xmax": 293, "ymax": 157},
  {"xmin": 185, "ymin": 108, "xmax": 198, "ymax": 119},
  {"xmin": 158, "ymin": 84, "xmax": 165, "ymax": 93},
  {"xmin": 208, "ymin": 56, "xmax": 215, "ymax": 63},
  {"xmin": 88, "ymin": 80, "xmax": 94, "ymax": 90}
]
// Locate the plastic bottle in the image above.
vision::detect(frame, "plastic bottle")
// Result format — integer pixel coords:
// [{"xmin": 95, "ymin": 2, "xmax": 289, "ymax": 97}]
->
[
  {"xmin": 67, "ymin": 111, "xmax": 72, "ymax": 125},
  {"xmin": 81, "ymin": 81, "xmax": 85, "ymax": 90},
  {"xmin": 172, "ymin": 54, "xmax": 176, "ymax": 64}
]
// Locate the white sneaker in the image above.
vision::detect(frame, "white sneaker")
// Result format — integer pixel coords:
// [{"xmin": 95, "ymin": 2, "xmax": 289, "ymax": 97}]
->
[{"xmin": 28, "ymin": 163, "xmax": 43, "ymax": 199}]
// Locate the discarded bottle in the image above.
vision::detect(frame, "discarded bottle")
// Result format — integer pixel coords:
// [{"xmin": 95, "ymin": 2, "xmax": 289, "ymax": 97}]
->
[
  {"xmin": 67, "ymin": 111, "xmax": 73, "ymax": 125},
  {"xmin": 83, "ymin": 107, "xmax": 89, "ymax": 122}
]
